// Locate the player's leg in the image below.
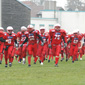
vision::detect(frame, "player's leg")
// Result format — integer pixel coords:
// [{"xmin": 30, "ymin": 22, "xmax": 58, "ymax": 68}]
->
[{"xmin": 55, "ymin": 45, "xmax": 61, "ymax": 67}]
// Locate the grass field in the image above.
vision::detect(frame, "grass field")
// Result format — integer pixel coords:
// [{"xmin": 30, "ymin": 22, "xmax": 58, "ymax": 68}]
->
[{"xmin": 0, "ymin": 55, "xmax": 85, "ymax": 85}]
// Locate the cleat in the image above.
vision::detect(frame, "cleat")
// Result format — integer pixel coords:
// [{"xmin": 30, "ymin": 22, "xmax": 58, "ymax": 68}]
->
[
  {"xmin": 80, "ymin": 58, "xmax": 82, "ymax": 60},
  {"xmin": 41, "ymin": 62, "xmax": 43, "ymax": 65},
  {"xmin": 9, "ymin": 63, "xmax": 12, "ymax": 67},
  {"xmin": 61, "ymin": 59, "xmax": 63, "ymax": 62},
  {"xmin": 75, "ymin": 58, "xmax": 78, "ymax": 61},
  {"xmin": 61, "ymin": 58, "xmax": 64, "ymax": 62},
  {"xmin": 71, "ymin": 57, "xmax": 73, "ymax": 60},
  {"xmin": 22, "ymin": 62, "xmax": 25, "ymax": 64},
  {"xmin": 0, "ymin": 60, "xmax": 2, "ymax": 64},
  {"xmin": 22, "ymin": 58, "xmax": 25, "ymax": 64},
  {"xmin": 28, "ymin": 64, "xmax": 31, "ymax": 67},
  {"xmin": 34, "ymin": 62, "xmax": 36, "ymax": 64},
  {"xmin": 18, "ymin": 61, "xmax": 21, "ymax": 63},
  {"xmin": 54, "ymin": 64, "xmax": 58, "ymax": 67},
  {"xmin": 22, "ymin": 60, "xmax": 26, "ymax": 64},
  {"xmin": 45, "ymin": 58, "xmax": 47, "ymax": 60},
  {"xmin": 5, "ymin": 64, "xmax": 8, "ymax": 67},
  {"xmin": 62, "ymin": 58, "xmax": 64, "ymax": 60},
  {"xmin": 48, "ymin": 60, "xmax": 50, "ymax": 63},
  {"xmin": 39, "ymin": 60, "xmax": 41, "ymax": 63},
  {"xmin": 66, "ymin": 58, "xmax": 68, "ymax": 62},
  {"xmin": 72, "ymin": 61, "xmax": 74, "ymax": 63}
]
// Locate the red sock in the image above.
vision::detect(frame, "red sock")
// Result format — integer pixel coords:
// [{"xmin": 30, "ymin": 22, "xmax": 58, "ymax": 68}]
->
[
  {"xmin": 0, "ymin": 54, "xmax": 1, "ymax": 61},
  {"xmin": 68, "ymin": 54, "xmax": 70, "ymax": 59},
  {"xmin": 77, "ymin": 53, "xmax": 79, "ymax": 59},
  {"xmin": 55, "ymin": 57, "xmax": 59, "ymax": 64},
  {"xmin": 73, "ymin": 55, "xmax": 76, "ymax": 61},
  {"xmin": 15, "ymin": 56, "xmax": 17, "ymax": 60},
  {"xmin": 49, "ymin": 55, "xmax": 51, "ymax": 60},
  {"xmin": 34, "ymin": 57, "xmax": 38, "ymax": 63},
  {"xmin": 40, "ymin": 56, "xmax": 42, "ymax": 61},
  {"xmin": 52, "ymin": 55, "xmax": 53, "ymax": 60},
  {"xmin": 80, "ymin": 54, "xmax": 82, "ymax": 58},
  {"xmin": 18, "ymin": 56, "xmax": 20, "ymax": 61},
  {"xmin": 1, "ymin": 54, "xmax": 3, "ymax": 61},
  {"xmin": 11, "ymin": 57, "xmax": 14, "ymax": 63},
  {"xmin": 46, "ymin": 55, "xmax": 48, "ymax": 58},
  {"xmin": 0, "ymin": 54, "xmax": 3, "ymax": 61},
  {"xmin": 5, "ymin": 57, "xmax": 8, "ymax": 64},
  {"xmin": 9, "ymin": 56, "xmax": 12, "ymax": 63},
  {"xmin": 28, "ymin": 56, "xmax": 31, "ymax": 65}
]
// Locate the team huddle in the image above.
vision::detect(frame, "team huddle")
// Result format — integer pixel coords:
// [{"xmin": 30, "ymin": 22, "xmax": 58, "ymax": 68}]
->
[{"xmin": 0, "ymin": 23, "xmax": 85, "ymax": 67}]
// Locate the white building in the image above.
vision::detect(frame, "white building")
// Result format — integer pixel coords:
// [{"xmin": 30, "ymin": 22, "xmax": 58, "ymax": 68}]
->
[
  {"xmin": 0, "ymin": 0, "xmax": 1, "ymax": 27},
  {"xmin": 31, "ymin": 10, "xmax": 85, "ymax": 33}
]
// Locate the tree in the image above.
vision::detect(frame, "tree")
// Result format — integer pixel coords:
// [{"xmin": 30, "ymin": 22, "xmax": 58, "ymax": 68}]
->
[
  {"xmin": 66, "ymin": 0, "xmax": 85, "ymax": 11},
  {"xmin": 28, "ymin": 0, "xmax": 48, "ymax": 5}
]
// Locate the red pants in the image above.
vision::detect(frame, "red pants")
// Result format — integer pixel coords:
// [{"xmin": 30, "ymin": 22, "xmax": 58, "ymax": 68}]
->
[
  {"xmin": 0, "ymin": 43, "xmax": 4, "ymax": 53},
  {"xmin": 17, "ymin": 44, "xmax": 27, "ymax": 61},
  {"xmin": 38, "ymin": 44, "xmax": 47, "ymax": 62},
  {"xmin": 70, "ymin": 45, "xmax": 78, "ymax": 61},
  {"xmin": 38, "ymin": 44, "xmax": 47, "ymax": 57},
  {"xmin": 4, "ymin": 46, "xmax": 14, "ymax": 64},
  {"xmin": 28, "ymin": 44, "xmax": 37, "ymax": 57},
  {"xmin": 52, "ymin": 44, "xmax": 61, "ymax": 56}
]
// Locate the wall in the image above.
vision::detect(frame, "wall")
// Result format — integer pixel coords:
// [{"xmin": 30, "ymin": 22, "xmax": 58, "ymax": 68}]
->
[
  {"xmin": 41, "ymin": 10, "xmax": 56, "ymax": 18},
  {"xmin": 2, "ymin": 0, "xmax": 31, "ymax": 32},
  {"xmin": 31, "ymin": 17, "xmax": 57, "ymax": 32},
  {"xmin": 59, "ymin": 11, "xmax": 85, "ymax": 33},
  {"xmin": 31, "ymin": 10, "xmax": 85, "ymax": 33},
  {"xmin": 0, "ymin": 0, "xmax": 1, "ymax": 26}
]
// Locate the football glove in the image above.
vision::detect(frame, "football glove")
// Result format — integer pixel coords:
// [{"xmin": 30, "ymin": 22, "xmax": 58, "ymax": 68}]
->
[{"xmin": 48, "ymin": 44, "xmax": 51, "ymax": 48}]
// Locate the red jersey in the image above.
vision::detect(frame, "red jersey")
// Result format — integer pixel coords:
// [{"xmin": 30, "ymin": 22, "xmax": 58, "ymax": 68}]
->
[
  {"xmin": 0, "ymin": 31, "xmax": 4, "ymax": 38},
  {"xmin": 3, "ymin": 32, "xmax": 17, "ymax": 46},
  {"xmin": 70, "ymin": 34, "xmax": 82, "ymax": 46},
  {"xmin": 25, "ymin": 30, "xmax": 39, "ymax": 44},
  {"xmin": 39, "ymin": 33, "xmax": 48, "ymax": 44},
  {"xmin": 17, "ymin": 31, "xmax": 27, "ymax": 44},
  {"xmin": 0, "ymin": 31, "xmax": 5, "ymax": 44},
  {"xmin": 83, "ymin": 33, "xmax": 85, "ymax": 39},
  {"xmin": 78, "ymin": 33, "xmax": 84, "ymax": 47},
  {"xmin": 49, "ymin": 29, "xmax": 67, "ymax": 45}
]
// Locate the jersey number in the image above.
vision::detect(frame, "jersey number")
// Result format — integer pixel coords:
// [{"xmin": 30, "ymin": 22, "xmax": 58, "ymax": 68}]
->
[
  {"xmin": 8, "ymin": 39, "xmax": 11, "ymax": 44},
  {"xmin": 55, "ymin": 35, "xmax": 60, "ymax": 40}
]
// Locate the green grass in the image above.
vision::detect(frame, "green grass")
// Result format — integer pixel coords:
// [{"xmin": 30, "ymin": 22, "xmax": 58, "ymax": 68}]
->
[{"xmin": 0, "ymin": 55, "xmax": 85, "ymax": 85}]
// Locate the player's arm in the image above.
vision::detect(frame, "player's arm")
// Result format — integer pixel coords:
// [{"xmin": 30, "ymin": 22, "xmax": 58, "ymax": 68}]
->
[
  {"xmin": 62, "ymin": 31, "xmax": 67, "ymax": 47},
  {"xmin": 15, "ymin": 39, "xmax": 18, "ymax": 47},
  {"xmin": 37, "ymin": 34, "xmax": 43, "ymax": 43},
  {"xmin": 37, "ymin": 34, "xmax": 44, "ymax": 46},
  {"xmin": 48, "ymin": 30, "xmax": 52, "ymax": 48},
  {"xmin": 78, "ymin": 36, "xmax": 83, "ymax": 49},
  {"xmin": 20, "ymin": 37, "xmax": 28, "ymax": 47},
  {"xmin": 0, "ymin": 37, "xmax": 9, "ymax": 42}
]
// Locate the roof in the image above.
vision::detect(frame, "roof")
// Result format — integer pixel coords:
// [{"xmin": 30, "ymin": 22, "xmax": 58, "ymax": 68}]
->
[
  {"xmin": 21, "ymin": 1, "xmax": 44, "ymax": 17},
  {"xmin": 17, "ymin": 0, "xmax": 31, "ymax": 10},
  {"xmin": 56, "ymin": 7, "xmax": 65, "ymax": 11}
]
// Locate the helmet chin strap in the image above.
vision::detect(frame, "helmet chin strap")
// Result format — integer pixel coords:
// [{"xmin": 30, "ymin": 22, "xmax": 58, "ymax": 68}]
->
[
  {"xmin": 55, "ymin": 29, "xmax": 60, "ymax": 31},
  {"xmin": 9, "ymin": 33, "xmax": 12, "ymax": 35}
]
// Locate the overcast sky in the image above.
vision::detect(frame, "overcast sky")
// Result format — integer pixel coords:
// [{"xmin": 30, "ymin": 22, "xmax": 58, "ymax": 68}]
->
[{"xmin": 19, "ymin": 0, "xmax": 67, "ymax": 8}]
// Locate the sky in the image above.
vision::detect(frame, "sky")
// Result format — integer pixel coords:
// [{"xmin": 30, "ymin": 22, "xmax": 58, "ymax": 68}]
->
[{"xmin": 19, "ymin": 0, "xmax": 67, "ymax": 9}]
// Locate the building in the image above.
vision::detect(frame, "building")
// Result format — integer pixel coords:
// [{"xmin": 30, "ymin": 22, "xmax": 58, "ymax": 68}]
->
[
  {"xmin": 22, "ymin": 1, "xmax": 85, "ymax": 33},
  {"xmin": 2, "ymin": 0, "xmax": 31, "ymax": 32},
  {"xmin": 22, "ymin": 1, "xmax": 43, "ymax": 17},
  {"xmin": 31, "ymin": 10, "xmax": 85, "ymax": 33},
  {"xmin": 0, "ymin": 0, "xmax": 1, "ymax": 27}
]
